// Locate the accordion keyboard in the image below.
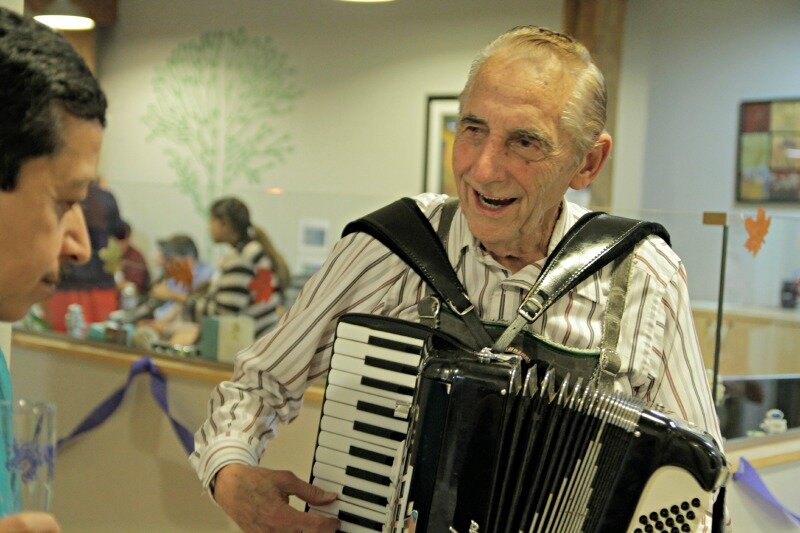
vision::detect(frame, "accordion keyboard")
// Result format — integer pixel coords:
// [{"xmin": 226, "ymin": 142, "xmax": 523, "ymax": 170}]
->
[{"xmin": 308, "ymin": 316, "xmax": 428, "ymax": 532}]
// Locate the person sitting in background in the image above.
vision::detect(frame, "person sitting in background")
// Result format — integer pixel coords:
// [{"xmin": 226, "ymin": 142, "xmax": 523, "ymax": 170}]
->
[
  {"xmin": 135, "ymin": 235, "xmax": 212, "ymax": 344},
  {"xmin": 112, "ymin": 220, "xmax": 151, "ymax": 297},
  {"xmin": 0, "ymin": 6, "xmax": 106, "ymax": 531},
  {"xmin": 184, "ymin": 197, "xmax": 291, "ymax": 339},
  {"xmin": 44, "ymin": 179, "xmax": 124, "ymax": 332}
]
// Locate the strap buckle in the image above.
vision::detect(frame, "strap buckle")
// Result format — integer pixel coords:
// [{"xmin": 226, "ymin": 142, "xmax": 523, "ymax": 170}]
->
[
  {"xmin": 517, "ymin": 296, "xmax": 544, "ymax": 323},
  {"xmin": 447, "ymin": 293, "xmax": 475, "ymax": 316}
]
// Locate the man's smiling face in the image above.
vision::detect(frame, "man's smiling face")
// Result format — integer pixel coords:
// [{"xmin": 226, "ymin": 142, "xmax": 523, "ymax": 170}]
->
[{"xmin": 453, "ymin": 51, "xmax": 585, "ymax": 263}]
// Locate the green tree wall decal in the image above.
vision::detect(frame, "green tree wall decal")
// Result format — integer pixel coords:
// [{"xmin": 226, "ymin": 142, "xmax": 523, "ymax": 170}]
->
[{"xmin": 143, "ymin": 29, "xmax": 302, "ymax": 216}]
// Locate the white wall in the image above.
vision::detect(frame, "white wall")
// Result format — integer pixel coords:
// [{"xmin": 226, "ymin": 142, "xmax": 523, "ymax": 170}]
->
[
  {"xmin": 616, "ymin": 0, "xmax": 800, "ymax": 303},
  {"xmin": 0, "ymin": 0, "xmax": 22, "ymax": 12},
  {"xmin": 95, "ymin": 0, "xmax": 562, "ymax": 269}
]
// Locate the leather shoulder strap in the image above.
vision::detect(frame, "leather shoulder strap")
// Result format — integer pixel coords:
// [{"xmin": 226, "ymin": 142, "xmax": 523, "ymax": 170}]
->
[
  {"xmin": 493, "ymin": 212, "xmax": 671, "ymax": 353},
  {"xmin": 534, "ymin": 212, "xmax": 670, "ymax": 309},
  {"xmin": 342, "ymin": 197, "xmax": 494, "ymax": 348}
]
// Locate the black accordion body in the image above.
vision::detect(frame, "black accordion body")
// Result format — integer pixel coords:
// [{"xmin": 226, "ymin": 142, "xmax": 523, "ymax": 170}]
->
[{"xmin": 308, "ymin": 314, "xmax": 728, "ymax": 533}]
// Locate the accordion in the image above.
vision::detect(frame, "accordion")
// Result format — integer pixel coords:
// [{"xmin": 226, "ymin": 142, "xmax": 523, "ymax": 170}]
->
[{"xmin": 308, "ymin": 314, "xmax": 728, "ymax": 533}]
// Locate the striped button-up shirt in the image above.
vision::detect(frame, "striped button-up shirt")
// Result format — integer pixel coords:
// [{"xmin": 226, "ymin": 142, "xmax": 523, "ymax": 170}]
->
[{"xmin": 191, "ymin": 193, "xmax": 722, "ymax": 500}]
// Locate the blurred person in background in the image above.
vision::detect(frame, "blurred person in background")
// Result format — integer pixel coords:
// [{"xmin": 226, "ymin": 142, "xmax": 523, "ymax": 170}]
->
[
  {"xmin": 44, "ymin": 178, "xmax": 123, "ymax": 332},
  {"xmin": 0, "ymin": 6, "xmax": 106, "ymax": 531},
  {"xmin": 155, "ymin": 197, "xmax": 291, "ymax": 339},
  {"xmin": 112, "ymin": 220, "xmax": 151, "ymax": 296},
  {"xmin": 134, "ymin": 234, "xmax": 212, "ymax": 344}
]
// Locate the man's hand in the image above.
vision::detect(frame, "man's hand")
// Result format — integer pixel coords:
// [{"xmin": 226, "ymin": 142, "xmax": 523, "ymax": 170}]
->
[
  {"xmin": 214, "ymin": 464, "xmax": 338, "ymax": 532},
  {"xmin": 0, "ymin": 512, "xmax": 60, "ymax": 532}
]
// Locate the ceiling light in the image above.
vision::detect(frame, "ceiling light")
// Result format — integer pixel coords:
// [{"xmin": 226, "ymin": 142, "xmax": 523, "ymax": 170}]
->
[{"xmin": 33, "ymin": 1, "xmax": 95, "ymax": 30}]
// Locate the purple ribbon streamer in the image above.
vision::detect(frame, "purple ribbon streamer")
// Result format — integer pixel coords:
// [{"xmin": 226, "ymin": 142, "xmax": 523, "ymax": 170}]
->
[
  {"xmin": 733, "ymin": 457, "xmax": 800, "ymax": 522},
  {"xmin": 57, "ymin": 356, "xmax": 195, "ymax": 455}
]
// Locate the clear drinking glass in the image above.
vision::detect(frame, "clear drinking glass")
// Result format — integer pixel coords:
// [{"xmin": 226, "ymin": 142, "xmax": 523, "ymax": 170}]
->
[{"xmin": 0, "ymin": 399, "xmax": 56, "ymax": 514}]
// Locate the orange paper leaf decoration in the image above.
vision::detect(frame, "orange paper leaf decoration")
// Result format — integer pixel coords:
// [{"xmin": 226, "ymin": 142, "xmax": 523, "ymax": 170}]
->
[
  {"xmin": 744, "ymin": 207, "xmax": 771, "ymax": 256},
  {"xmin": 249, "ymin": 268, "xmax": 274, "ymax": 303},
  {"xmin": 165, "ymin": 257, "xmax": 194, "ymax": 289}
]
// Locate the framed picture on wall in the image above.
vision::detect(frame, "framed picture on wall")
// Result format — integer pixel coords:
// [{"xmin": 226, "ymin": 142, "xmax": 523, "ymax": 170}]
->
[
  {"xmin": 423, "ymin": 96, "xmax": 460, "ymax": 194},
  {"xmin": 736, "ymin": 98, "xmax": 800, "ymax": 203}
]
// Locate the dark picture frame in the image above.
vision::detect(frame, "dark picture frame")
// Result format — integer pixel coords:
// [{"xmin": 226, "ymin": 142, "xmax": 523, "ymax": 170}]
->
[{"xmin": 422, "ymin": 95, "xmax": 460, "ymax": 194}]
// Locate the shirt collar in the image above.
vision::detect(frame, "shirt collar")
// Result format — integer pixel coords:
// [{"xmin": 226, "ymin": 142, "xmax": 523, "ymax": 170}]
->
[{"xmin": 452, "ymin": 198, "xmax": 600, "ymax": 303}]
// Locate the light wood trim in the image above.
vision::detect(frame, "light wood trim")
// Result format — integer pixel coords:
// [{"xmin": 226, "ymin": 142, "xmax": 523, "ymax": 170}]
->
[
  {"xmin": 727, "ymin": 430, "xmax": 800, "ymax": 470},
  {"xmin": 11, "ymin": 330, "xmax": 325, "ymax": 401},
  {"xmin": 13, "ymin": 330, "xmax": 232, "ymax": 382},
  {"xmin": 738, "ymin": 450, "xmax": 800, "ymax": 470}
]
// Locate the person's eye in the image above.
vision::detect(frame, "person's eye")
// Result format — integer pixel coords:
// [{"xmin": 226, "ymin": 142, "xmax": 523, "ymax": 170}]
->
[
  {"xmin": 509, "ymin": 135, "xmax": 550, "ymax": 161},
  {"xmin": 458, "ymin": 122, "xmax": 486, "ymax": 138}
]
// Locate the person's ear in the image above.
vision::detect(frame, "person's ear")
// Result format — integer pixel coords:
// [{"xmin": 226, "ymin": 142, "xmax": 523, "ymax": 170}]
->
[{"xmin": 569, "ymin": 132, "xmax": 612, "ymax": 190}]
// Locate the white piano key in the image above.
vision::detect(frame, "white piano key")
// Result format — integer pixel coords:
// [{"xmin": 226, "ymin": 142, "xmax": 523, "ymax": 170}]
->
[
  {"xmin": 312, "ymin": 477, "xmax": 390, "ymax": 515},
  {"xmin": 326, "ymin": 384, "xmax": 412, "ymax": 421},
  {"xmin": 311, "ymin": 498, "xmax": 387, "ymax": 532},
  {"xmin": 317, "ymin": 430, "xmax": 397, "ymax": 462},
  {"xmin": 323, "ymin": 400, "xmax": 409, "ymax": 436},
  {"xmin": 313, "ymin": 462, "xmax": 394, "ymax": 501},
  {"xmin": 315, "ymin": 446, "xmax": 393, "ymax": 478},
  {"xmin": 331, "ymin": 355, "xmax": 417, "ymax": 392},
  {"xmin": 308, "ymin": 507, "xmax": 384, "ymax": 533},
  {"xmin": 334, "ymin": 337, "xmax": 421, "ymax": 368},
  {"xmin": 328, "ymin": 369, "xmax": 414, "ymax": 404},
  {"xmin": 336, "ymin": 321, "xmax": 425, "ymax": 351},
  {"xmin": 320, "ymin": 415, "xmax": 405, "ymax": 452}
]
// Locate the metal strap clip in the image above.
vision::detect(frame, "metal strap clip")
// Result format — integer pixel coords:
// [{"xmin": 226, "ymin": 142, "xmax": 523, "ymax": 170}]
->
[{"xmin": 447, "ymin": 293, "xmax": 475, "ymax": 316}]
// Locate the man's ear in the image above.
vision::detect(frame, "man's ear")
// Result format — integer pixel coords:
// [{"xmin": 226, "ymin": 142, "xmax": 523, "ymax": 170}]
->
[{"xmin": 569, "ymin": 132, "xmax": 612, "ymax": 190}]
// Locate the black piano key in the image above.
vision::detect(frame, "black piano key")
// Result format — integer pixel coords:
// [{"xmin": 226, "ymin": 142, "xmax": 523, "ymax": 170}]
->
[
  {"xmin": 341, "ymin": 484, "xmax": 389, "ymax": 507},
  {"xmin": 367, "ymin": 334, "xmax": 421, "ymax": 354},
  {"xmin": 361, "ymin": 376, "xmax": 414, "ymax": 397},
  {"xmin": 356, "ymin": 400, "xmax": 398, "ymax": 420},
  {"xmin": 353, "ymin": 420, "xmax": 405, "ymax": 442},
  {"xmin": 349, "ymin": 445, "xmax": 394, "ymax": 467},
  {"xmin": 339, "ymin": 509, "xmax": 383, "ymax": 532},
  {"xmin": 345, "ymin": 465, "xmax": 391, "ymax": 487},
  {"xmin": 364, "ymin": 355, "xmax": 417, "ymax": 376}
]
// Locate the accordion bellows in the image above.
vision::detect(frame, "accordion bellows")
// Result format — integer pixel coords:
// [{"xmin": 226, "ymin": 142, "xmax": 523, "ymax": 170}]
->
[{"xmin": 309, "ymin": 314, "xmax": 728, "ymax": 533}]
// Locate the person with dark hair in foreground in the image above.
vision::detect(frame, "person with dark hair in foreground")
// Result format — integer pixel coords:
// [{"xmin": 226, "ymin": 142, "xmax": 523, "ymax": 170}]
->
[{"xmin": 0, "ymin": 6, "xmax": 107, "ymax": 531}]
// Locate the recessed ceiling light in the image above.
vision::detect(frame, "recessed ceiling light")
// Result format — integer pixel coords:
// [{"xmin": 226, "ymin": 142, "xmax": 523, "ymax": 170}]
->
[
  {"xmin": 34, "ymin": 14, "xmax": 95, "ymax": 30},
  {"xmin": 33, "ymin": 1, "xmax": 96, "ymax": 30}
]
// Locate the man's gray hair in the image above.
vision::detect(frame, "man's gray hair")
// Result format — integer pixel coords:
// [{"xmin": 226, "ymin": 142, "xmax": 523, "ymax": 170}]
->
[{"xmin": 460, "ymin": 26, "xmax": 607, "ymax": 161}]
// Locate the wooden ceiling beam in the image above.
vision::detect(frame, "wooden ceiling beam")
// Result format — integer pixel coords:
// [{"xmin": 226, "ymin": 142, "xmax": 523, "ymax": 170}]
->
[{"xmin": 564, "ymin": 0, "xmax": 627, "ymax": 210}]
